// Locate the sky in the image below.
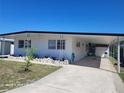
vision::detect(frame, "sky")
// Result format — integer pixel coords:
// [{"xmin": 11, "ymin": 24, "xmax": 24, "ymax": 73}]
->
[{"xmin": 0, "ymin": 0, "xmax": 124, "ymax": 34}]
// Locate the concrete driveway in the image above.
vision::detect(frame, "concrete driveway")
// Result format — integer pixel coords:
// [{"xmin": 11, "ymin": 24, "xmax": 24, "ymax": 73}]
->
[
  {"xmin": 6, "ymin": 58, "xmax": 124, "ymax": 93},
  {"xmin": 74, "ymin": 56, "xmax": 101, "ymax": 68}
]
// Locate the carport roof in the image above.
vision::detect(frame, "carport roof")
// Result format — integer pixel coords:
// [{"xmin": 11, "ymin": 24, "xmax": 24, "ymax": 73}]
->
[{"xmin": 0, "ymin": 31, "xmax": 124, "ymax": 36}]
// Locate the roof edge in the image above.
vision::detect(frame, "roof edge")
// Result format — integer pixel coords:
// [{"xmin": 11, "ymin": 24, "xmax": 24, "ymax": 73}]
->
[{"xmin": 0, "ymin": 31, "xmax": 124, "ymax": 36}]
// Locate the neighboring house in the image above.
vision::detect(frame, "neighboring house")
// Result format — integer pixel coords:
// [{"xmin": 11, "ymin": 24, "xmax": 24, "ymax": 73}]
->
[
  {"xmin": 0, "ymin": 31, "xmax": 123, "ymax": 62},
  {"xmin": 0, "ymin": 39, "xmax": 14, "ymax": 55}
]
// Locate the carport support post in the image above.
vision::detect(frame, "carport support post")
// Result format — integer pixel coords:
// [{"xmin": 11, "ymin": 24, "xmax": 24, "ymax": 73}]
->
[{"xmin": 117, "ymin": 36, "xmax": 120, "ymax": 73}]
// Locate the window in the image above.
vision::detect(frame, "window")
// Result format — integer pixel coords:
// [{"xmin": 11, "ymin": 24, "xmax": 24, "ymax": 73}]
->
[
  {"xmin": 18, "ymin": 40, "xmax": 31, "ymax": 48},
  {"xmin": 25, "ymin": 40, "xmax": 31, "ymax": 48},
  {"xmin": 48, "ymin": 40, "xmax": 56, "ymax": 49},
  {"xmin": 18, "ymin": 40, "xmax": 24, "ymax": 48},
  {"xmin": 57, "ymin": 40, "xmax": 65, "ymax": 49}
]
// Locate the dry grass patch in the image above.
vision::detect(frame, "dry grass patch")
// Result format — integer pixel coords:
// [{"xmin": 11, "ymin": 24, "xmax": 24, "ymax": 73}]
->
[{"xmin": 0, "ymin": 60, "xmax": 61, "ymax": 93}]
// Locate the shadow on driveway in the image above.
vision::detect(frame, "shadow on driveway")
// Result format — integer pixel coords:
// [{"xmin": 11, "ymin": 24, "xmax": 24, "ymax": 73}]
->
[{"xmin": 74, "ymin": 56, "xmax": 101, "ymax": 68}]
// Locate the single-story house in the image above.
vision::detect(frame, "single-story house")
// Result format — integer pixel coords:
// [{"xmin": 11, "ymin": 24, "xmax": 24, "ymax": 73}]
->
[
  {"xmin": 0, "ymin": 39, "xmax": 14, "ymax": 55},
  {"xmin": 0, "ymin": 31, "xmax": 124, "ymax": 72}
]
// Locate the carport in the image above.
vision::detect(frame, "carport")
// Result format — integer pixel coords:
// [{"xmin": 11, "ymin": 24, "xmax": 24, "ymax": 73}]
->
[
  {"xmin": 70, "ymin": 34, "xmax": 123, "ymax": 73},
  {"xmin": 0, "ymin": 31, "xmax": 124, "ymax": 73}
]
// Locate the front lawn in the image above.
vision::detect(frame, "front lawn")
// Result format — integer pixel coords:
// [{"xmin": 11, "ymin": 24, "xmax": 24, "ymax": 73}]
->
[
  {"xmin": 109, "ymin": 57, "xmax": 124, "ymax": 82},
  {"xmin": 119, "ymin": 66, "xmax": 124, "ymax": 82},
  {"xmin": 119, "ymin": 72, "xmax": 124, "ymax": 82},
  {"xmin": 0, "ymin": 60, "xmax": 61, "ymax": 93}
]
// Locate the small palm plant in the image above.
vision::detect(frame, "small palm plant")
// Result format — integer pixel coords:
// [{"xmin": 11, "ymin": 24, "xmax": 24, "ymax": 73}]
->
[{"xmin": 24, "ymin": 48, "xmax": 36, "ymax": 71}]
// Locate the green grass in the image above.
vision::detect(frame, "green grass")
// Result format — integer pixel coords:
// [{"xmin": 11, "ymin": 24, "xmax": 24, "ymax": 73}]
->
[
  {"xmin": 0, "ymin": 60, "xmax": 61, "ymax": 93},
  {"xmin": 109, "ymin": 56, "xmax": 117, "ymax": 65},
  {"xmin": 119, "ymin": 72, "xmax": 124, "ymax": 82},
  {"xmin": 119, "ymin": 67, "xmax": 124, "ymax": 82},
  {"xmin": 109, "ymin": 56, "xmax": 124, "ymax": 82}
]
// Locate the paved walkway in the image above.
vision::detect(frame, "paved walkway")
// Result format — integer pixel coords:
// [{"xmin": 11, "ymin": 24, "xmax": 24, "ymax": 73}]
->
[{"xmin": 5, "ymin": 57, "xmax": 124, "ymax": 93}]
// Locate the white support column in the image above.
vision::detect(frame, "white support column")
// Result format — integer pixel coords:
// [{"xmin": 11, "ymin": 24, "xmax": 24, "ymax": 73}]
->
[
  {"xmin": 117, "ymin": 36, "xmax": 120, "ymax": 73},
  {"xmin": 61, "ymin": 34, "xmax": 64, "ymax": 60}
]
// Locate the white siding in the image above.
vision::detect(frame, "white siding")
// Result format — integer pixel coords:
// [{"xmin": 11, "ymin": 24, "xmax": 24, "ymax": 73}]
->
[
  {"xmin": 14, "ymin": 35, "xmax": 88, "ymax": 62},
  {"xmin": 14, "ymin": 33, "xmax": 110, "ymax": 62},
  {"xmin": 72, "ymin": 38, "xmax": 87, "ymax": 61},
  {"xmin": 14, "ymin": 34, "xmax": 73, "ymax": 61}
]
